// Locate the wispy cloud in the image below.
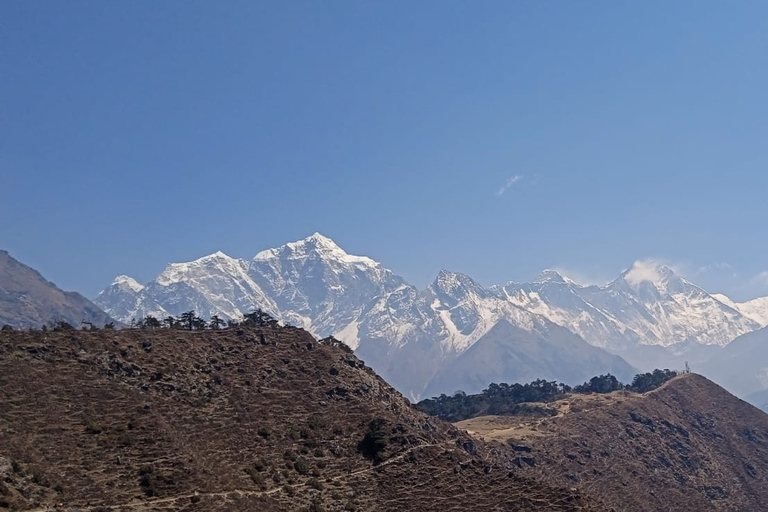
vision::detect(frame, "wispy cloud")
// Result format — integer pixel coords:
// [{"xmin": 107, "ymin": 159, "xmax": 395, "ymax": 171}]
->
[
  {"xmin": 751, "ymin": 271, "xmax": 768, "ymax": 286},
  {"xmin": 495, "ymin": 175, "xmax": 523, "ymax": 196},
  {"xmin": 552, "ymin": 266, "xmax": 612, "ymax": 287}
]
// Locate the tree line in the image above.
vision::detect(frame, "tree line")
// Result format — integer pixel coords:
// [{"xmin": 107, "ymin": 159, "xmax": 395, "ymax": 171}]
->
[
  {"xmin": 415, "ymin": 369, "xmax": 679, "ymax": 422},
  {"xmin": 0, "ymin": 308, "xmax": 283, "ymax": 333},
  {"xmin": 131, "ymin": 308, "xmax": 279, "ymax": 331}
]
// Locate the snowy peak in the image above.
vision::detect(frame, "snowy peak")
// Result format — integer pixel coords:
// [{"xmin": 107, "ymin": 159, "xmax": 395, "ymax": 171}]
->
[
  {"xmin": 156, "ymin": 251, "xmax": 243, "ymax": 287},
  {"xmin": 618, "ymin": 260, "xmax": 677, "ymax": 289},
  {"xmin": 253, "ymin": 233, "xmax": 379, "ymax": 269},
  {"xmin": 534, "ymin": 269, "xmax": 572, "ymax": 285},
  {"xmin": 713, "ymin": 294, "xmax": 768, "ymax": 327},
  {"xmin": 110, "ymin": 275, "xmax": 144, "ymax": 293},
  {"xmin": 430, "ymin": 270, "xmax": 482, "ymax": 299}
]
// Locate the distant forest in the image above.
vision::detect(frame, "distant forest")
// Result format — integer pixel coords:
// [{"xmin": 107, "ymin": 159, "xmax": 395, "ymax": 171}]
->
[{"xmin": 415, "ymin": 369, "xmax": 679, "ymax": 422}]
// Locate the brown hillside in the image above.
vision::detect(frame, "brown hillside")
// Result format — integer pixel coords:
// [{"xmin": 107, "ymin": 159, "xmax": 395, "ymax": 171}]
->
[
  {"xmin": 458, "ymin": 374, "xmax": 768, "ymax": 511},
  {"xmin": 0, "ymin": 327, "xmax": 600, "ymax": 512}
]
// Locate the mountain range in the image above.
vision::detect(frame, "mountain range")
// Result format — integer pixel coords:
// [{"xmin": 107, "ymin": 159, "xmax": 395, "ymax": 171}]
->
[
  {"xmin": 0, "ymin": 250, "xmax": 115, "ymax": 329},
  {"xmin": 93, "ymin": 233, "xmax": 768, "ymax": 401}
]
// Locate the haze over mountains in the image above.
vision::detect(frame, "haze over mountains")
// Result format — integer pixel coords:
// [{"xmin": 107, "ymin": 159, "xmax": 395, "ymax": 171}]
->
[
  {"xmin": 93, "ymin": 234, "xmax": 768, "ymax": 401},
  {"xmin": 0, "ymin": 250, "xmax": 115, "ymax": 330}
]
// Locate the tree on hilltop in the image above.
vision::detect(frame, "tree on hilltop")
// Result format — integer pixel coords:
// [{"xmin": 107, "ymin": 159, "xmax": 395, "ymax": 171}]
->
[
  {"xmin": 243, "ymin": 308, "xmax": 278, "ymax": 327},
  {"xmin": 210, "ymin": 315, "xmax": 225, "ymax": 330}
]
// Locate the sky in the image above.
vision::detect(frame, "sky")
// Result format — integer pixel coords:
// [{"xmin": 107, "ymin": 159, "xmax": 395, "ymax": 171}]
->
[{"xmin": 3, "ymin": 1, "xmax": 768, "ymax": 300}]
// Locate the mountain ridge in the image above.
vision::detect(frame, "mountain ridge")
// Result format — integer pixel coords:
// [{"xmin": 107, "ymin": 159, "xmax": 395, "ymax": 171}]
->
[
  {"xmin": 92, "ymin": 234, "xmax": 768, "ymax": 399},
  {"xmin": 0, "ymin": 250, "xmax": 116, "ymax": 329}
]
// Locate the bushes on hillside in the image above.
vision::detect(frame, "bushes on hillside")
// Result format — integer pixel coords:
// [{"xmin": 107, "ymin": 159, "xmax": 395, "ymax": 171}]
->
[
  {"xmin": 573, "ymin": 374, "xmax": 623, "ymax": 394},
  {"xmin": 416, "ymin": 370, "xmax": 680, "ymax": 422},
  {"xmin": 357, "ymin": 418, "xmax": 390, "ymax": 461},
  {"xmin": 628, "ymin": 369, "xmax": 678, "ymax": 393}
]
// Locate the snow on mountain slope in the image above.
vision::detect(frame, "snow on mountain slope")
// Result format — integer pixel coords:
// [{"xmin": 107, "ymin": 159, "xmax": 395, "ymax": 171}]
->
[
  {"xmin": 713, "ymin": 293, "xmax": 768, "ymax": 327},
  {"xmin": 95, "ymin": 252, "xmax": 278, "ymax": 322},
  {"xmin": 583, "ymin": 262, "xmax": 760, "ymax": 347},
  {"xmin": 94, "ymin": 235, "xmax": 767, "ymax": 398},
  {"xmin": 96, "ymin": 239, "xmax": 764, "ymax": 352},
  {"xmin": 94, "ymin": 275, "xmax": 167, "ymax": 322},
  {"xmin": 496, "ymin": 270, "xmax": 643, "ymax": 351},
  {"xmin": 248, "ymin": 233, "xmax": 406, "ymax": 336}
]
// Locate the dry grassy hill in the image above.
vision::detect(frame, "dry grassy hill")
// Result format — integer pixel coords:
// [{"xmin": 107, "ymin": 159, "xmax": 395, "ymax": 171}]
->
[
  {"xmin": 457, "ymin": 374, "xmax": 768, "ymax": 511},
  {"xmin": 0, "ymin": 326, "xmax": 599, "ymax": 512}
]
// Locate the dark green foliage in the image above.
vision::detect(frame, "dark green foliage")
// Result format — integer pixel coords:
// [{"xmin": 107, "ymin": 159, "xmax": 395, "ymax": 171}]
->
[
  {"xmin": 84, "ymin": 420, "xmax": 102, "ymax": 434},
  {"xmin": 1, "ymin": 325, "xmax": 14, "ymax": 331},
  {"xmin": 319, "ymin": 335, "xmax": 354, "ymax": 353},
  {"xmin": 308, "ymin": 415, "xmax": 325, "ymax": 430},
  {"xmin": 357, "ymin": 418, "xmax": 390, "ymax": 461},
  {"xmin": 177, "ymin": 311, "xmax": 208, "ymax": 330},
  {"xmin": 209, "ymin": 315, "xmax": 225, "ymax": 330},
  {"xmin": 307, "ymin": 501, "xmax": 326, "ymax": 512},
  {"xmin": 243, "ymin": 308, "xmax": 278, "ymax": 327},
  {"xmin": 416, "ymin": 379, "xmax": 570, "ymax": 422},
  {"xmin": 417, "ymin": 370, "xmax": 679, "ymax": 422},
  {"xmin": 573, "ymin": 374, "xmax": 623, "ymax": 394},
  {"xmin": 179, "ymin": 311, "xmax": 196, "ymax": 330},
  {"xmin": 103, "ymin": 322, "xmax": 115, "ymax": 330},
  {"xmin": 245, "ymin": 466, "xmax": 266, "ymax": 488},
  {"xmin": 628, "ymin": 369, "xmax": 678, "ymax": 393},
  {"xmin": 142, "ymin": 315, "xmax": 162, "ymax": 329},
  {"xmin": 52, "ymin": 321, "xmax": 75, "ymax": 332},
  {"xmin": 138, "ymin": 466, "xmax": 156, "ymax": 496},
  {"xmin": 294, "ymin": 458, "xmax": 310, "ymax": 475}
]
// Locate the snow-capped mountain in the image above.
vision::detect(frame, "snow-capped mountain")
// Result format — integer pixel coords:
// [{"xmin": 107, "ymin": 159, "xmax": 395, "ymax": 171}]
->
[
  {"xmin": 95, "ymin": 251, "xmax": 278, "ymax": 323},
  {"xmin": 711, "ymin": 294, "xmax": 768, "ymax": 327},
  {"xmin": 94, "ymin": 234, "xmax": 768, "ymax": 398},
  {"xmin": 249, "ymin": 233, "xmax": 406, "ymax": 343},
  {"xmin": 493, "ymin": 261, "xmax": 762, "ymax": 373}
]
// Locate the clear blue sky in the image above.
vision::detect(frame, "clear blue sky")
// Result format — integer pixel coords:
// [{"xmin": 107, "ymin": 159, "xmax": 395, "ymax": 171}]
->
[{"xmin": 3, "ymin": 1, "xmax": 768, "ymax": 300}]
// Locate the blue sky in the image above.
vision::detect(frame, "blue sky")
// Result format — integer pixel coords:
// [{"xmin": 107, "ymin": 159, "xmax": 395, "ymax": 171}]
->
[{"xmin": 3, "ymin": 1, "xmax": 768, "ymax": 300}]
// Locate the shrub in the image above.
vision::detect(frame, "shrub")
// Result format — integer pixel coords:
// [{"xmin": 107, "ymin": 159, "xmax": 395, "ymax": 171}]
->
[
  {"xmin": 85, "ymin": 420, "xmax": 102, "ymax": 434},
  {"xmin": 138, "ymin": 467, "xmax": 156, "ymax": 496},
  {"xmin": 573, "ymin": 374, "xmax": 623, "ymax": 394},
  {"xmin": 294, "ymin": 458, "xmax": 310, "ymax": 475},
  {"xmin": 53, "ymin": 321, "xmax": 75, "ymax": 332},
  {"xmin": 245, "ymin": 467, "xmax": 266, "ymax": 488},
  {"xmin": 628, "ymin": 369, "xmax": 678, "ymax": 393},
  {"xmin": 308, "ymin": 415, "xmax": 326, "ymax": 430},
  {"xmin": 357, "ymin": 418, "xmax": 390, "ymax": 461}
]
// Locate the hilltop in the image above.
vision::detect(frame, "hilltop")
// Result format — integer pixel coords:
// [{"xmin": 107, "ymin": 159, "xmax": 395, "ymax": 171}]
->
[
  {"xmin": 0, "ymin": 326, "xmax": 597, "ymax": 511},
  {"xmin": 457, "ymin": 374, "xmax": 768, "ymax": 511}
]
